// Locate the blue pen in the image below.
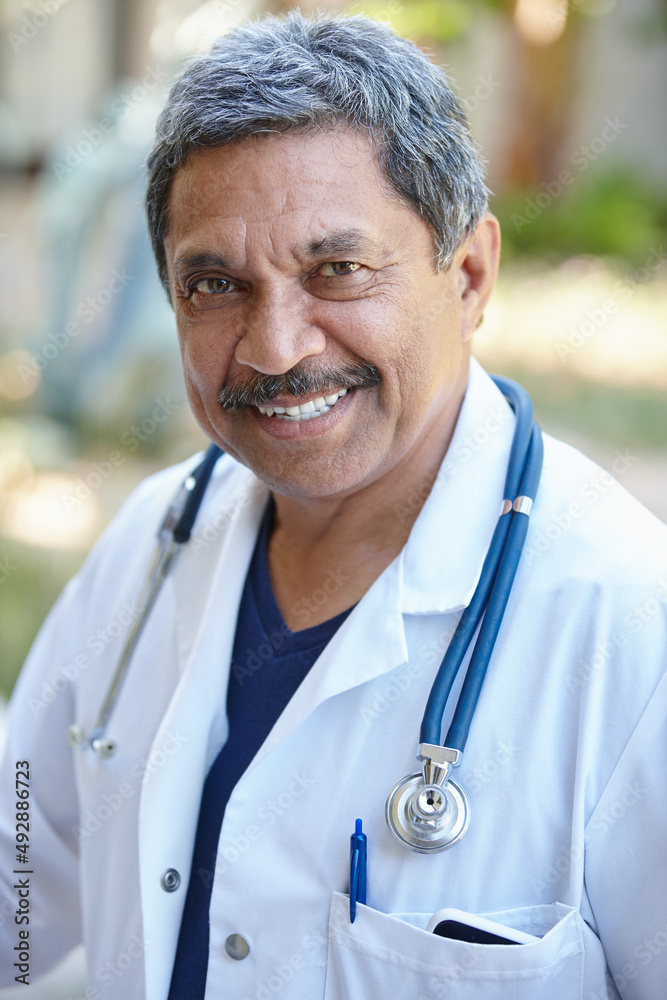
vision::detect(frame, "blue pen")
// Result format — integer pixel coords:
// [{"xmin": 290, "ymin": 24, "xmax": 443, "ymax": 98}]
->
[{"xmin": 349, "ymin": 818, "xmax": 367, "ymax": 923}]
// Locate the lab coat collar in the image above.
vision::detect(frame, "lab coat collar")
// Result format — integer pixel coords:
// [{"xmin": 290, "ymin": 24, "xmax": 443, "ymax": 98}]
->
[
  {"xmin": 194, "ymin": 359, "xmax": 511, "ymax": 628},
  {"xmin": 399, "ymin": 358, "xmax": 514, "ymax": 615},
  {"xmin": 249, "ymin": 553, "xmax": 409, "ymax": 769},
  {"xmin": 150, "ymin": 361, "xmax": 512, "ymax": 792},
  {"xmin": 237, "ymin": 360, "xmax": 513, "ymax": 774}
]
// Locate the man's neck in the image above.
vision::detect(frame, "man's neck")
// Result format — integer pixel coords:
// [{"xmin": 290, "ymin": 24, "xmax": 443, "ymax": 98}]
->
[{"xmin": 266, "ymin": 381, "xmax": 468, "ymax": 631}]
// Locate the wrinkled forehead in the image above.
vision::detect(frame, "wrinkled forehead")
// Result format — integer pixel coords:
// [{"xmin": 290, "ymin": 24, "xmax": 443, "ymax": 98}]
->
[{"xmin": 165, "ymin": 128, "xmax": 430, "ymax": 269}]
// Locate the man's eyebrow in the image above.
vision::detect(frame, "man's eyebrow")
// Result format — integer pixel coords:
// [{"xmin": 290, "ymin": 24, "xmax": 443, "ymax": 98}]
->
[
  {"xmin": 173, "ymin": 252, "xmax": 230, "ymax": 281},
  {"xmin": 173, "ymin": 234, "xmax": 381, "ymax": 279},
  {"xmin": 304, "ymin": 230, "xmax": 382, "ymax": 259}
]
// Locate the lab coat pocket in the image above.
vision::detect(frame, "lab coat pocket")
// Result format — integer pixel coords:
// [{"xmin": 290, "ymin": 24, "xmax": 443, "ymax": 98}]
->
[{"xmin": 324, "ymin": 892, "xmax": 585, "ymax": 1000}]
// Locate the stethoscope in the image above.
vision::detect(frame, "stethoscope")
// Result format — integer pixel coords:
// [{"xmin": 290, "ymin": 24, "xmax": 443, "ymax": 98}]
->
[
  {"xmin": 68, "ymin": 376, "xmax": 542, "ymax": 855},
  {"xmin": 67, "ymin": 442, "xmax": 222, "ymax": 758},
  {"xmin": 386, "ymin": 375, "xmax": 542, "ymax": 853}
]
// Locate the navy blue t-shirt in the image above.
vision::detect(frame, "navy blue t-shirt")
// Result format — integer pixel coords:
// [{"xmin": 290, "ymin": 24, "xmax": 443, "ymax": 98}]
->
[{"xmin": 168, "ymin": 502, "xmax": 353, "ymax": 998}]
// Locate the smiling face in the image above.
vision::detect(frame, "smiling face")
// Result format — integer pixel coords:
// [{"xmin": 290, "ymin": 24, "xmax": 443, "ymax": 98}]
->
[{"xmin": 165, "ymin": 128, "xmax": 498, "ymax": 499}]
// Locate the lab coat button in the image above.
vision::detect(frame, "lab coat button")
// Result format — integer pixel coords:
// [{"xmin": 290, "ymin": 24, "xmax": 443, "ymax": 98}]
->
[
  {"xmin": 160, "ymin": 868, "xmax": 181, "ymax": 892},
  {"xmin": 225, "ymin": 934, "xmax": 250, "ymax": 960}
]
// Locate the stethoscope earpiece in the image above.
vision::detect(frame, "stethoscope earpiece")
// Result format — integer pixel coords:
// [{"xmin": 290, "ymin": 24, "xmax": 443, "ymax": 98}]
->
[
  {"xmin": 67, "ymin": 724, "xmax": 118, "ymax": 758},
  {"xmin": 67, "ymin": 444, "xmax": 223, "ymax": 761}
]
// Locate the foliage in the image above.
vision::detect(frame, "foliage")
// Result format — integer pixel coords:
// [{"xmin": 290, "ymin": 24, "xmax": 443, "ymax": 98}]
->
[
  {"xmin": 497, "ymin": 367, "xmax": 667, "ymax": 451},
  {"xmin": 495, "ymin": 170, "xmax": 667, "ymax": 265},
  {"xmin": 0, "ymin": 541, "xmax": 85, "ymax": 700},
  {"xmin": 348, "ymin": 0, "xmax": 472, "ymax": 43}
]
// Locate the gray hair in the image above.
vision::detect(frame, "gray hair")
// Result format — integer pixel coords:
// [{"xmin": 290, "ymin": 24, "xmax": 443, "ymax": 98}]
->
[{"xmin": 146, "ymin": 11, "xmax": 489, "ymax": 291}]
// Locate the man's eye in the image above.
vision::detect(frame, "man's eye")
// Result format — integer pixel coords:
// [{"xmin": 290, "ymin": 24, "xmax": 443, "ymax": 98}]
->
[
  {"xmin": 319, "ymin": 261, "xmax": 362, "ymax": 277},
  {"xmin": 190, "ymin": 277, "xmax": 234, "ymax": 295}
]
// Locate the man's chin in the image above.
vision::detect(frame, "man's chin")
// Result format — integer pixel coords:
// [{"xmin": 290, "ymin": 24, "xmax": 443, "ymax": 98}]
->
[{"xmin": 227, "ymin": 435, "xmax": 381, "ymax": 501}]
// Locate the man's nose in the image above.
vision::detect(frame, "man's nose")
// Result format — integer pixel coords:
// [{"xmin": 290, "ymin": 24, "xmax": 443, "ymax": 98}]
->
[{"xmin": 234, "ymin": 287, "xmax": 326, "ymax": 374}]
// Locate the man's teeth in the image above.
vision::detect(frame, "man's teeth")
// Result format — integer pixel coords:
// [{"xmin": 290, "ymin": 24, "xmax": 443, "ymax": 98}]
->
[{"xmin": 257, "ymin": 387, "xmax": 348, "ymax": 421}]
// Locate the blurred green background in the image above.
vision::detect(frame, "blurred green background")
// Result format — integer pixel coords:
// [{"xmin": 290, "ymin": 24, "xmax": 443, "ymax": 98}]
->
[{"xmin": 0, "ymin": 0, "xmax": 666, "ymax": 705}]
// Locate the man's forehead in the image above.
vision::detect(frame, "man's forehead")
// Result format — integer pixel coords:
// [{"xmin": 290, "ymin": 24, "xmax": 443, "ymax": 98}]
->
[
  {"xmin": 171, "ymin": 128, "xmax": 380, "ymax": 200},
  {"xmin": 166, "ymin": 131, "xmax": 418, "ymax": 264}
]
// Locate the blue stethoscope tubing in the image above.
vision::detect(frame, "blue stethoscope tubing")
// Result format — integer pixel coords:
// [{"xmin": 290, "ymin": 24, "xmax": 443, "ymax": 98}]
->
[
  {"xmin": 172, "ymin": 441, "xmax": 224, "ymax": 543},
  {"xmin": 385, "ymin": 375, "xmax": 542, "ymax": 853},
  {"xmin": 421, "ymin": 376, "xmax": 543, "ymax": 751}
]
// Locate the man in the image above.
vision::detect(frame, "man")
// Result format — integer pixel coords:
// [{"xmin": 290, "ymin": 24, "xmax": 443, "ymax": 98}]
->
[{"xmin": 1, "ymin": 12, "xmax": 666, "ymax": 999}]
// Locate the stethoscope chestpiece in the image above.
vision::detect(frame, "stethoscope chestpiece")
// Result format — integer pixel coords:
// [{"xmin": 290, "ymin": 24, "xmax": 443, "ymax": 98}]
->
[
  {"xmin": 385, "ymin": 744, "xmax": 470, "ymax": 853},
  {"xmin": 385, "ymin": 771, "xmax": 470, "ymax": 853}
]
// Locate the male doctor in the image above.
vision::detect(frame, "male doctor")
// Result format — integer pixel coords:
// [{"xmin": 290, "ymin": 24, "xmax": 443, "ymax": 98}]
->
[{"xmin": 1, "ymin": 11, "xmax": 666, "ymax": 1000}]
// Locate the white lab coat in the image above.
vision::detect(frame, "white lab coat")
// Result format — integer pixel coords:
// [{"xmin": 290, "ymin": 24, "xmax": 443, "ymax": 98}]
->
[{"xmin": 1, "ymin": 360, "xmax": 666, "ymax": 999}]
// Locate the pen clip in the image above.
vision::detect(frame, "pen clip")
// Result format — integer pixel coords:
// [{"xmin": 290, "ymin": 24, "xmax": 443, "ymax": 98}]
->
[
  {"xmin": 350, "ymin": 848, "xmax": 360, "ymax": 923},
  {"xmin": 349, "ymin": 818, "xmax": 367, "ymax": 923}
]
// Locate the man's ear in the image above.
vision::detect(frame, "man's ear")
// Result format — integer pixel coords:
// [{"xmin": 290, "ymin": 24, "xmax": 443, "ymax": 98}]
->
[{"xmin": 455, "ymin": 214, "xmax": 501, "ymax": 343}]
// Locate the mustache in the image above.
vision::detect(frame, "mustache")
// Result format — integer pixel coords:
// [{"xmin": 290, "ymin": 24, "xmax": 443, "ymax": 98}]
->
[{"xmin": 218, "ymin": 361, "xmax": 381, "ymax": 409}]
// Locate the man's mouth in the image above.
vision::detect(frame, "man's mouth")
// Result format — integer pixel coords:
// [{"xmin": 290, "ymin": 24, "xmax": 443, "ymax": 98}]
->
[
  {"xmin": 255, "ymin": 388, "xmax": 349, "ymax": 421},
  {"xmin": 218, "ymin": 361, "xmax": 381, "ymax": 411}
]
